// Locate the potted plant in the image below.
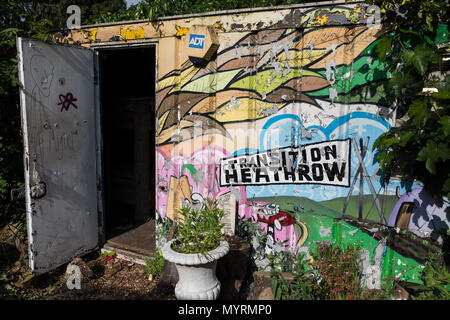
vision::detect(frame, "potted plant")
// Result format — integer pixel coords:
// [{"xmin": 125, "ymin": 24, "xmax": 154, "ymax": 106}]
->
[{"xmin": 161, "ymin": 198, "xmax": 229, "ymax": 300}]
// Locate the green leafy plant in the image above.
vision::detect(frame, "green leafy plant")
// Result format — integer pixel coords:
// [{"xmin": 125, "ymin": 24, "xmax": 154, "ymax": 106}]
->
[
  {"xmin": 270, "ymin": 271, "xmax": 291, "ymax": 300},
  {"xmin": 97, "ymin": 250, "xmax": 116, "ymax": 261},
  {"xmin": 84, "ymin": 0, "xmax": 322, "ymax": 23},
  {"xmin": 411, "ymin": 250, "xmax": 450, "ymax": 300},
  {"xmin": 311, "ymin": 240, "xmax": 392, "ymax": 300},
  {"xmin": 0, "ymin": 3, "xmax": 27, "ymax": 230},
  {"xmin": 172, "ymin": 198, "xmax": 225, "ymax": 255},
  {"xmin": 366, "ymin": 0, "xmax": 450, "ymax": 200},
  {"xmin": 267, "ymin": 246, "xmax": 297, "ymax": 273},
  {"xmin": 271, "ymin": 252, "xmax": 324, "ymax": 300},
  {"xmin": 145, "ymin": 249, "xmax": 165, "ymax": 279},
  {"xmin": 271, "ymin": 241, "xmax": 394, "ymax": 300},
  {"xmin": 312, "ymin": 240, "xmax": 362, "ymax": 300},
  {"xmin": 236, "ymin": 218, "xmax": 268, "ymax": 268}
]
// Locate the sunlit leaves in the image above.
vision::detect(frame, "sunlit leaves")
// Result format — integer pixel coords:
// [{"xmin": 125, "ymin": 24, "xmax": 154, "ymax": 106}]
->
[
  {"xmin": 173, "ymin": 198, "xmax": 225, "ymax": 255},
  {"xmin": 369, "ymin": 0, "xmax": 449, "ymax": 199}
]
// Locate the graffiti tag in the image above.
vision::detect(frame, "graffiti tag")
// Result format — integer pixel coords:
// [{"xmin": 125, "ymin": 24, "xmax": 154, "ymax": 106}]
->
[{"xmin": 58, "ymin": 92, "xmax": 78, "ymax": 112}]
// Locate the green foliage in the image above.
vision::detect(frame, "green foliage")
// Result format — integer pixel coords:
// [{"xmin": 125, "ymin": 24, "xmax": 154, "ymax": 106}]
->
[
  {"xmin": 236, "ymin": 218, "xmax": 269, "ymax": 267},
  {"xmin": 97, "ymin": 250, "xmax": 116, "ymax": 260},
  {"xmin": 87, "ymin": 0, "xmax": 148, "ymax": 24},
  {"xmin": 271, "ymin": 241, "xmax": 393, "ymax": 300},
  {"xmin": 376, "ymin": 35, "xmax": 393, "ymax": 63},
  {"xmin": 0, "ymin": 2, "xmax": 30, "ymax": 228},
  {"xmin": 87, "ymin": 0, "xmax": 312, "ymax": 23},
  {"xmin": 267, "ymin": 247, "xmax": 297, "ymax": 272},
  {"xmin": 146, "ymin": 0, "xmax": 295, "ymax": 20},
  {"xmin": 367, "ymin": 0, "xmax": 450, "ymax": 200},
  {"xmin": 270, "ymin": 271, "xmax": 291, "ymax": 300},
  {"xmin": 144, "ymin": 249, "xmax": 165, "ymax": 279},
  {"xmin": 156, "ymin": 212, "xmax": 174, "ymax": 245},
  {"xmin": 411, "ymin": 250, "xmax": 450, "ymax": 300},
  {"xmin": 25, "ymin": 1, "xmax": 127, "ymax": 29},
  {"xmin": 270, "ymin": 253, "xmax": 324, "ymax": 300},
  {"xmin": 172, "ymin": 198, "xmax": 225, "ymax": 255},
  {"xmin": 311, "ymin": 240, "xmax": 391, "ymax": 300}
]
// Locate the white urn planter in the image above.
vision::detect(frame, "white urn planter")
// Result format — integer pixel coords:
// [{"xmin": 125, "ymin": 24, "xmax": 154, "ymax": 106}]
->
[{"xmin": 162, "ymin": 239, "xmax": 229, "ymax": 300}]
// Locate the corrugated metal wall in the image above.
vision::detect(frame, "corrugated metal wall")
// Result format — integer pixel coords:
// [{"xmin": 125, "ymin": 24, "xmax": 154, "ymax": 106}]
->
[{"xmin": 58, "ymin": 2, "xmax": 449, "ymax": 284}]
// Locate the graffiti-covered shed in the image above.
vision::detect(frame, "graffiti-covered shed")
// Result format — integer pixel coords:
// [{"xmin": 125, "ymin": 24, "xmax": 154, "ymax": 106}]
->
[{"xmin": 17, "ymin": 0, "xmax": 449, "ymax": 286}]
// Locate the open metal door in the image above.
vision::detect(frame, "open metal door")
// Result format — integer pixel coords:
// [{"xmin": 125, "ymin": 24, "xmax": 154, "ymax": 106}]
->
[{"xmin": 17, "ymin": 38, "xmax": 98, "ymax": 273}]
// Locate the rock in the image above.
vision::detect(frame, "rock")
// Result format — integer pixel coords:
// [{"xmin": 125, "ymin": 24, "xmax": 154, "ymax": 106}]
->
[
  {"xmin": 257, "ymin": 287, "xmax": 274, "ymax": 300},
  {"xmin": 247, "ymin": 271, "xmax": 294, "ymax": 300},
  {"xmin": 248, "ymin": 271, "xmax": 273, "ymax": 300},
  {"xmin": 70, "ymin": 258, "xmax": 94, "ymax": 279},
  {"xmin": 216, "ymin": 235, "xmax": 251, "ymax": 300},
  {"xmin": 393, "ymin": 283, "xmax": 410, "ymax": 300},
  {"xmin": 157, "ymin": 260, "xmax": 179, "ymax": 291}
]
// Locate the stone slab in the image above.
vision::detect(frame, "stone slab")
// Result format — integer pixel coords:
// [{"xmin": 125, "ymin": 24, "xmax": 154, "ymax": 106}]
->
[{"xmin": 105, "ymin": 220, "xmax": 156, "ymax": 257}]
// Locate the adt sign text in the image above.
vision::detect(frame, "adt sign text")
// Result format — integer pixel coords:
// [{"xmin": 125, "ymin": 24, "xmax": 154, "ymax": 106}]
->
[{"xmin": 189, "ymin": 34, "xmax": 205, "ymax": 49}]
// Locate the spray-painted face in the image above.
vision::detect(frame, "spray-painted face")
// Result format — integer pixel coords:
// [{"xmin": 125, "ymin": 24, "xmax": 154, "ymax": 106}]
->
[{"xmin": 30, "ymin": 55, "xmax": 54, "ymax": 97}]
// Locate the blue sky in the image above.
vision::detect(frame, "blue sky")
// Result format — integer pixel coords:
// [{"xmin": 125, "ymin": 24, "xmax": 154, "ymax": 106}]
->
[{"xmin": 125, "ymin": 0, "xmax": 142, "ymax": 8}]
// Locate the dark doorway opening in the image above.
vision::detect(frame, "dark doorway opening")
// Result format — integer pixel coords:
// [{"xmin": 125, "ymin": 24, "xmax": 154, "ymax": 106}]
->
[{"xmin": 98, "ymin": 46, "xmax": 156, "ymax": 256}]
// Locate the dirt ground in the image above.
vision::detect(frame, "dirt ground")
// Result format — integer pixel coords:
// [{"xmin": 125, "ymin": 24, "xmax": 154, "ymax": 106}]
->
[{"xmin": 0, "ymin": 222, "xmax": 176, "ymax": 300}]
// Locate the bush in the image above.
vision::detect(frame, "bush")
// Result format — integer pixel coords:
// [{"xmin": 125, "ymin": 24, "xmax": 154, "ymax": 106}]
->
[
  {"xmin": 270, "ymin": 252, "xmax": 324, "ymax": 300},
  {"xmin": 311, "ymin": 240, "xmax": 391, "ymax": 300},
  {"xmin": 145, "ymin": 249, "xmax": 165, "ymax": 279},
  {"xmin": 172, "ymin": 198, "xmax": 225, "ymax": 255},
  {"xmin": 410, "ymin": 250, "xmax": 450, "ymax": 300},
  {"xmin": 271, "ymin": 241, "xmax": 394, "ymax": 300}
]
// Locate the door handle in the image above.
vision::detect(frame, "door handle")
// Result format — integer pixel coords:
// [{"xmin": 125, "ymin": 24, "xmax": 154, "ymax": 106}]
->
[{"xmin": 30, "ymin": 181, "xmax": 46, "ymax": 199}]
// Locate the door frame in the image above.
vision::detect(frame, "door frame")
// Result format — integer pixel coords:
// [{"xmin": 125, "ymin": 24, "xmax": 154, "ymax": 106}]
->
[{"xmin": 93, "ymin": 41, "xmax": 159, "ymax": 243}]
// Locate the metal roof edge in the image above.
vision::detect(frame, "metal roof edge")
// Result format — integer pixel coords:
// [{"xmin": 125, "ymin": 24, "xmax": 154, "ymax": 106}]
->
[{"xmin": 76, "ymin": 0, "xmax": 362, "ymax": 29}]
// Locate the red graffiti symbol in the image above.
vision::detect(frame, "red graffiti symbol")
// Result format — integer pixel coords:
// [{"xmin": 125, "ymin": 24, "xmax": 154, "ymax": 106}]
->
[{"xmin": 58, "ymin": 92, "xmax": 78, "ymax": 112}]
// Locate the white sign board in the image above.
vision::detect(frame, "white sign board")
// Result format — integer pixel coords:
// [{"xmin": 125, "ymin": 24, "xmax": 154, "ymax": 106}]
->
[{"xmin": 220, "ymin": 139, "xmax": 351, "ymax": 187}]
